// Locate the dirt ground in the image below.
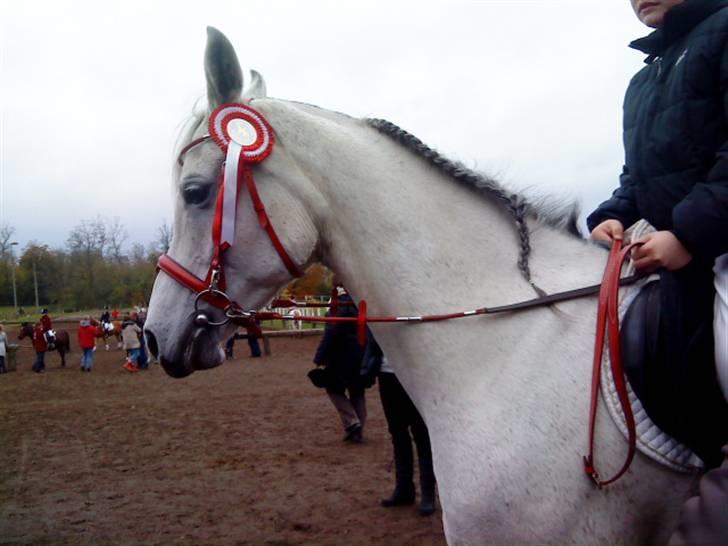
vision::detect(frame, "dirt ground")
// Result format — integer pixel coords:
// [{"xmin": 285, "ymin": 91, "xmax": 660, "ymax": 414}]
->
[{"xmin": 0, "ymin": 324, "xmax": 446, "ymax": 545}]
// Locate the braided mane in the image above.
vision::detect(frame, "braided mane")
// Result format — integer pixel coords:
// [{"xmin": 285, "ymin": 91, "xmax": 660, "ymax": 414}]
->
[{"xmin": 366, "ymin": 118, "xmax": 580, "ymax": 289}]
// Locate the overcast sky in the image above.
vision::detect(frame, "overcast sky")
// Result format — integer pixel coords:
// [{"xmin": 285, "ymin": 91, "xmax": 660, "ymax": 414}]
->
[{"xmin": 0, "ymin": 0, "xmax": 648, "ymax": 253}]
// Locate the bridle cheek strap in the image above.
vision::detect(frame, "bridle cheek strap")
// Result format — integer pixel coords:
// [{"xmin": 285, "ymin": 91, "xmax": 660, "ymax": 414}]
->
[
  {"xmin": 160, "ymin": 101, "xmax": 302, "ymax": 308},
  {"xmin": 242, "ymin": 162, "xmax": 302, "ymax": 278}
]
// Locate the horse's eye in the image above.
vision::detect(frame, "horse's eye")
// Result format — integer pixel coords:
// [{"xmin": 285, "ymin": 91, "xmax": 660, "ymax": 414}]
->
[{"xmin": 182, "ymin": 183, "xmax": 211, "ymax": 206}]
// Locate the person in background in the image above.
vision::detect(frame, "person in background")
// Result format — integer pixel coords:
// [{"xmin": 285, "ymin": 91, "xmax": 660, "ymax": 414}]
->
[
  {"xmin": 587, "ymin": 1, "xmax": 728, "ymax": 543},
  {"xmin": 121, "ymin": 315, "xmax": 142, "ymax": 373},
  {"xmin": 0, "ymin": 325, "xmax": 8, "ymax": 374},
  {"xmin": 77, "ymin": 316, "xmax": 97, "ymax": 372},
  {"xmin": 111, "ymin": 308, "xmax": 120, "ymax": 321},
  {"xmin": 31, "ymin": 321, "xmax": 48, "ymax": 374},
  {"xmin": 312, "ymin": 283, "xmax": 368, "ymax": 443},
  {"xmin": 40, "ymin": 308, "xmax": 55, "ymax": 349},
  {"xmin": 364, "ymin": 337, "xmax": 436, "ymax": 516},
  {"xmin": 132, "ymin": 311, "xmax": 149, "ymax": 369},
  {"xmin": 225, "ymin": 322, "xmax": 263, "ymax": 359},
  {"xmin": 99, "ymin": 306, "xmax": 112, "ymax": 333}
]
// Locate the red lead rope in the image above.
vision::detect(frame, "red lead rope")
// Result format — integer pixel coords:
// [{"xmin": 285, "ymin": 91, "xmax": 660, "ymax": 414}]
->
[{"xmin": 583, "ymin": 239, "xmax": 643, "ymax": 487}]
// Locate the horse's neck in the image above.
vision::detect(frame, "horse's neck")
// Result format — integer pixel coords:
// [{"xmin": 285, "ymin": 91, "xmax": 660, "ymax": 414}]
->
[
  {"xmin": 270, "ymin": 101, "xmax": 608, "ymax": 401},
  {"xmin": 271, "ymin": 102, "xmax": 606, "ymax": 312}
]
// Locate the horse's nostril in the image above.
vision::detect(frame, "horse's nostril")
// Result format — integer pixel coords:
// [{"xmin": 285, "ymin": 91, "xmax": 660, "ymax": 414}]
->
[{"xmin": 145, "ymin": 329, "xmax": 159, "ymax": 359}]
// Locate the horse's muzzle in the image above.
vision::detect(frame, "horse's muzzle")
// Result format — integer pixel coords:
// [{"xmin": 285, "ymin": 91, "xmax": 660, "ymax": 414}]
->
[{"xmin": 145, "ymin": 325, "xmax": 225, "ymax": 378}]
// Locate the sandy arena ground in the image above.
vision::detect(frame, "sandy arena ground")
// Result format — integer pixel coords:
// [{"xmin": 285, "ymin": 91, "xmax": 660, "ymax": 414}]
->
[{"xmin": 0, "ymin": 325, "xmax": 446, "ymax": 545}]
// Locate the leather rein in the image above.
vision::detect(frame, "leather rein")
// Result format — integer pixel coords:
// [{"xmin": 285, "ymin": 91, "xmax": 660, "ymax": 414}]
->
[{"xmin": 157, "ymin": 101, "xmax": 643, "ymax": 487}]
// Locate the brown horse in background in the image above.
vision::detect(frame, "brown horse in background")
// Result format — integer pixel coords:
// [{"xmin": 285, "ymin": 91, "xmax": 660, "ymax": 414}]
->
[
  {"xmin": 17, "ymin": 323, "xmax": 71, "ymax": 367},
  {"xmin": 95, "ymin": 320, "xmax": 123, "ymax": 350}
]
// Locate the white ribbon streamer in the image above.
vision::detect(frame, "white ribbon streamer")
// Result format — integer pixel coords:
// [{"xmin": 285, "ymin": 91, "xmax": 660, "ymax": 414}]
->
[{"xmin": 221, "ymin": 141, "xmax": 242, "ymax": 247}]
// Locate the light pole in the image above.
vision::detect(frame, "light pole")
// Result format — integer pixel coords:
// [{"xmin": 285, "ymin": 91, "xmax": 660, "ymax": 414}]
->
[
  {"xmin": 32, "ymin": 259, "xmax": 39, "ymax": 308},
  {"xmin": 9, "ymin": 241, "xmax": 18, "ymax": 315}
]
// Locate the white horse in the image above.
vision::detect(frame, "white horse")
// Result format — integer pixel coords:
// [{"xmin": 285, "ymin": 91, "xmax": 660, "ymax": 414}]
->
[
  {"xmin": 289, "ymin": 307, "xmax": 303, "ymax": 331},
  {"xmin": 145, "ymin": 27, "xmax": 696, "ymax": 544}
]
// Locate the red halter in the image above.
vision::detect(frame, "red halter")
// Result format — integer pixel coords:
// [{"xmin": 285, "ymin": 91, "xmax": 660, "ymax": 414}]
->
[{"xmin": 158, "ymin": 102, "xmax": 302, "ymax": 324}]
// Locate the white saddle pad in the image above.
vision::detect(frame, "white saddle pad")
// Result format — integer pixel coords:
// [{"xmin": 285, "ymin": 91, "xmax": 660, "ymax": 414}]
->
[{"xmin": 601, "ymin": 221, "xmax": 703, "ymax": 472}]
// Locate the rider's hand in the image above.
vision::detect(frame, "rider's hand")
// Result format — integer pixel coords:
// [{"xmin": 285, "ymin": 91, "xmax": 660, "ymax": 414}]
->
[
  {"xmin": 590, "ymin": 219, "xmax": 624, "ymax": 243},
  {"xmin": 631, "ymin": 231, "xmax": 692, "ymax": 272}
]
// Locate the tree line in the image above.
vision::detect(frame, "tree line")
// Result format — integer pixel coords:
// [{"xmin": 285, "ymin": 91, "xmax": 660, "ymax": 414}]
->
[{"xmin": 0, "ymin": 219, "xmax": 331, "ymax": 314}]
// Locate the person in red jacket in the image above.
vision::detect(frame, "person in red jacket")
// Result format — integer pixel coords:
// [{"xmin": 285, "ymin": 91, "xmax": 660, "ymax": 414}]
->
[
  {"xmin": 40, "ymin": 308, "xmax": 55, "ymax": 349},
  {"xmin": 31, "ymin": 322, "xmax": 48, "ymax": 373},
  {"xmin": 77, "ymin": 316, "xmax": 97, "ymax": 372}
]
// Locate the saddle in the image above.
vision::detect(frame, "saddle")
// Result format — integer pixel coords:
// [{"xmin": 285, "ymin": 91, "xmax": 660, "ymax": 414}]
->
[
  {"xmin": 621, "ymin": 275, "xmax": 728, "ymax": 468},
  {"xmin": 44, "ymin": 330, "xmax": 56, "ymax": 350}
]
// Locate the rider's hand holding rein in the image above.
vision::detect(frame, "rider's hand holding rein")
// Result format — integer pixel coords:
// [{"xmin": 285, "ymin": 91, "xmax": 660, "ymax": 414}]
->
[
  {"xmin": 590, "ymin": 220, "xmax": 692, "ymax": 273},
  {"xmin": 590, "ymin": 219, "xmax": 625, "ymax": 243},
  {"xmin": 631, "ymin": 230, "xmax": 693, "ymax": 272}
]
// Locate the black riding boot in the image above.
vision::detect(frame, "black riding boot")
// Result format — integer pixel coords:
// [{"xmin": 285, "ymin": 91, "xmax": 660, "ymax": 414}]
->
[
  {"xmin": 381, "ymin": 433, "xmax": 415, "ymax": 507},
  {"xmin": 414, "ymin": 426, "xmax": 436, "ymax": 516},
  {"xmin": 418, "ymin": 451, "xmax": 436, "ymax": 516}
]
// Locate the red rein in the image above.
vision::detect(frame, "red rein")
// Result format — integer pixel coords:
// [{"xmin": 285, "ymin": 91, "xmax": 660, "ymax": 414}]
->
[{"xmin": 583, "ymin": 239, "xmax": 642, "ymax": 487}]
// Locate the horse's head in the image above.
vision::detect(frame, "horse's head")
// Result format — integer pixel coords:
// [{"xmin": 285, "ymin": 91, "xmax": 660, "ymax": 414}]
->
[{"xmin": 145, "ymin": 28, "xmax": 320, "ymax": 378}]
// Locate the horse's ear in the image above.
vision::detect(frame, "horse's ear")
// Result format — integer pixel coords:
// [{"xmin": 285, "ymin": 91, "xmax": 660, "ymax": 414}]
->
[
  {"xmin": 243, "ymin": 69, "xmax": 267, "ymax": 100},
  {"xmin": 205, "ymin": 27, "xmax": 243, "ymax": 109}
]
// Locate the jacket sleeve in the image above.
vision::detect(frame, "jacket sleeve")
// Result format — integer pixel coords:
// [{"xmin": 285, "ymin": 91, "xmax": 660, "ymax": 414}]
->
[
  {"xmin": 672, "ymin": 144, "xmax": 728, "ymax": 261},
  {"xmin": 362, "ymin": 332, "xmax": 383, "ymax": 372},
  {"xmin": 586, "ymin": 166, "xmax": 641, "ymax": 233},
  {"xmin": 671, "ymin": 38, "xmax": 728, "ymax": 262},
  {"xmin": 313, "ymin": 314, "xmax": 338, "ymax": 366}
]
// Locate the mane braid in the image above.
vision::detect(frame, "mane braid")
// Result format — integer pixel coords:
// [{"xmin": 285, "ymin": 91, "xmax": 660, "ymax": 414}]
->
[{"xmin": 366, "ymin": 118, "xmax": 542, "ymax": 292}]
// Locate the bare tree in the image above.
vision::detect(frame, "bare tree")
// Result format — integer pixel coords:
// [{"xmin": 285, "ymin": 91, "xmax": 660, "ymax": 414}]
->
[
  {"xmin": 129, "ymin": 242, "xmax": 148, "ymax": 265},
  {"xmin": 105, "ymin": 217, "xmax": 128, "ymax": 264},
  {"xmin": 67, "ymin": 218, "xmax": 107, "ymax": 255},
  {"xmin": 157, "ymin": 220, "xmax": 173, "ymax": 254},
  {"xmin": 67, "ymin": 218, "xmax": 107, "ymax": 304},
  {"xmin": 0, "ymin": 224, "xmax": 15, "ymax": 261}
]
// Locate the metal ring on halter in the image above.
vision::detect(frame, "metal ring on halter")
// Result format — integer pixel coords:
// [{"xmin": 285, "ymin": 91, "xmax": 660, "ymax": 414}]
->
[{"xmin": 193, "ymin": 289, "xmax": 232, "ymax": 327}]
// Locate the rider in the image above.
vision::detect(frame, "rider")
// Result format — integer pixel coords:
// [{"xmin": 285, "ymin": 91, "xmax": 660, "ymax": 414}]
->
[
  {"xmin": 588, "ymin": 1, "xmax": 727, "ymax": 542},
  {"xmin": 40, "ymin": 308, "xmax": 55, "ymax": 349},
  {"xmin": 589, "ymin": 0, "xmax": 728, "ymax": 452},
  {"xmin": 99, "ymin": 306, "xmax": 113, "ymax": 332}
]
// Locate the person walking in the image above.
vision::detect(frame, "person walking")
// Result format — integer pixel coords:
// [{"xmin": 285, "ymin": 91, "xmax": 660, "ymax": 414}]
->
[
  {"xmin": 31, "ymin": 322, "xmax": 48, "ymax": 373},
  {"xmin": 312, "ymin": 284, "xmax": 368, "ymax": 443},
  {"xmin": 77, "ymin": 316, "xmax": 97, "ymax": 372},
  {"xmin": 0, "ymin": 325, "xmax": 8, "ymax": 374},
  {"xmin": 132, "ymin": 312, "xmax": 150, "ymax": 369},
  {"xmin": 588, "ymin": 1, "xmax": 728, "ymax": 542},
  {"xmin": 365, "ymin": 337, "xmax": 436, "ymax": 516},
  {"xmin": 121, "ymin": 315, "xmax": 142, "ymax": 373}
]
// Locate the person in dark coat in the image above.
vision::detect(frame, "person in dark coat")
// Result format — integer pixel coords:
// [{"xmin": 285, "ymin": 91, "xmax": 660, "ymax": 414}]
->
[
  {"xmin": 312, "ymin": 284, "xmax": 368, "ymax": 443},
  {"xmin": 364, "ymin": 337, "xmax": 436, "ymax": 516},
  {"xmin": 225, "ymin": 326, "xmax": 262, "ymax": 359},
  {"xmin": 589, "ymin": 1, "xmax": 728, "ymax": 543},
  {"xmin": 589, "ymin": 0, "xmax": 728, "ymax": 464}
]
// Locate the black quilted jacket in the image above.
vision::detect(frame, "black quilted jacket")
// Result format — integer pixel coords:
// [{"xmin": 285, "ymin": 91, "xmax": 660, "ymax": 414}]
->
[{"xmin": 587, "ymin": 0, "xmax": 728, "ymax": 263}]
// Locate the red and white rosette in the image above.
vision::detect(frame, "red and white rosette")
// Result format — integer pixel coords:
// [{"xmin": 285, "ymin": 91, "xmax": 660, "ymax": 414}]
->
[{"xmin": 208, "ymin": 103, "xmax": 275, "ymax": 248}]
